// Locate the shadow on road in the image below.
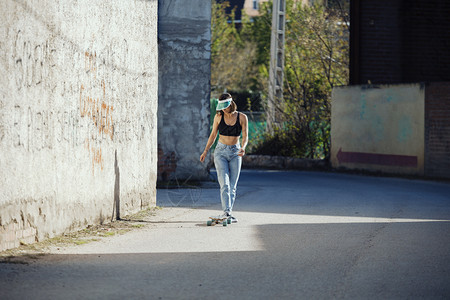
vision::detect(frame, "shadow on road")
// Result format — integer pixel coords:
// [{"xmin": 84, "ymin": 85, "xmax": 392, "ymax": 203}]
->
[{"xmin": 1, "ymin": 221, "xmax": 450, "ymax": 299}]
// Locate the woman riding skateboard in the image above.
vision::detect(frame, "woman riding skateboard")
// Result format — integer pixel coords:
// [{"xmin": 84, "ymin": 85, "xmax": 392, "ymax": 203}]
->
[{"xmin": 200, "ymin": 93, "xmax": 248, "ymax": 223}]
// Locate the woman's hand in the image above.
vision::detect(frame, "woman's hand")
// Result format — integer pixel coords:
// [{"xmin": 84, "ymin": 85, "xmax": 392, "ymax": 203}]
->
[
  {"xmin": 238, "ymin": 148, "xmax": 246, "ymax": 157},
  {"xmin": 200, "ymin": 151, "xmax": 207, "ymax": 162}
]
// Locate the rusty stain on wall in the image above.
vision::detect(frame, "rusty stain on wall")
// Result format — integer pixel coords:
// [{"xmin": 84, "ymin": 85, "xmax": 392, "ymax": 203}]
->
[
  {"xmin": 84, "ymin": 51, "xmax": 97, "ymax": 78},
  {"xmin": 80, "ymin": 50, "xmax": 114, "ymax": 172},
  {"xmin": 79, "ymin": 83, "xmax": 114, "ymax": 140},
  {"xmin": 84, "ymin": 138, "xmax": 104, "ymax": 173}
]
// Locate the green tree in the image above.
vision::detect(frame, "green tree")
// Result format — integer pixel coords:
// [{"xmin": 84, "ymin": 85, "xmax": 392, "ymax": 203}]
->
[
  {"xmin": 210, "ymin": 1, "xmax": 349, "ymax": 159},
  {"xmin": 239, "ymin": 1, "xmax": 272, "ymax": 91},
  {"xmin": 211, "ymin": 1, "xmax": 258, "ymax": 97},
  {"xmin": 253, "ymin": 0, "xmax": 349, "ymax": 159}
]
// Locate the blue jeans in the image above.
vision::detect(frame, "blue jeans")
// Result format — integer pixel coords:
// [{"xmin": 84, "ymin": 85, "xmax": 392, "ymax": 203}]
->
[{"xmin": 214, "ymin": 142, "xmax": 242, "ymax": 214}]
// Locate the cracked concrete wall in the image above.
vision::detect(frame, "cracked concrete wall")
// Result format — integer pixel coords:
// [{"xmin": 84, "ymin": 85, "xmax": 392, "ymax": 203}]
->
[
  {"xmin": 0, "ymin": 0, "xmax": 158, "ymax": 251},
  {"xmin": 157, "ymin": 0, "xmax": 211, "ymax": 182}
]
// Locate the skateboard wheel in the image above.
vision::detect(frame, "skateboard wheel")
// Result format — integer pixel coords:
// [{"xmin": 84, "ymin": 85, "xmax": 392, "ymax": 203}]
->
[
  {"xmin": 223, "ymin": 221, "xmax": 227, "ymax": 226},
  {"xmin": 207, "ymin": 220, "xmax": 212, "ymax": 226},
  {"xmin": 227, "ymin": 219, "xmax": 231, "ymax": 224}
]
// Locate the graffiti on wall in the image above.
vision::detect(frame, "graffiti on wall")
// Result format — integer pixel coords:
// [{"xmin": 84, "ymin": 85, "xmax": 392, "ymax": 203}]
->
[
  {"xmin": 12, "ymin": 106, "xmax": 86, "ymax": 151},
  {"xmin": 6, "ymin": 30, "xmax": 155, "ymax": 174},
  {"xmin": 12, "ymin": 30, "xmax": 56, "ymax": 90}
]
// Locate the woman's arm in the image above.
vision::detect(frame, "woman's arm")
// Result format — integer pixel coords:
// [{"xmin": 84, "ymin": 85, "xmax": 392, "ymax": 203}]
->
[
  {"xmin": 200, "ymin": 113, "xmax": 220, "ymax": 162},
  {"xmin": 238, "ymin": 112, "xmax": 248, "ymax": 157}
]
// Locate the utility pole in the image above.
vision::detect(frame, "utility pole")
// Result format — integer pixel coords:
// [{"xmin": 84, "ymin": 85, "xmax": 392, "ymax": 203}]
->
[{"xmin": 267, "ymin": 0, "xmax": 286, "ymax": 132}]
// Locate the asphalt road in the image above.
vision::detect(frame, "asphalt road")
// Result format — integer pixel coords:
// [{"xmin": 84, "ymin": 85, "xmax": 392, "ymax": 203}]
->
[{"xmin": 1, "ymin": 170, "xmax": 450, "ymax": 299}]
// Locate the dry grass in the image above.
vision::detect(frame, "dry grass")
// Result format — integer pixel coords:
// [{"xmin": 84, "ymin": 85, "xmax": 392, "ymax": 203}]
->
[{"xmin": 0, "ymin": 207, "xmax": 162, "ymax": 263}]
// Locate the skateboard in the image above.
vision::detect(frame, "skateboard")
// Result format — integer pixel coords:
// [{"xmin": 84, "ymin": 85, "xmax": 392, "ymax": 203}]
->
[{"xmin": 207, "ymin": 216, "xmax": 232, "ymax": 227}]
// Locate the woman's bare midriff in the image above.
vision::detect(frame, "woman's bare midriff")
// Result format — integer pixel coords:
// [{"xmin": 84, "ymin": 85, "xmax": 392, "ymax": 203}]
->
[{"xmin": 218, "ymin": 135, "xmax": 240, "ymax": 146}]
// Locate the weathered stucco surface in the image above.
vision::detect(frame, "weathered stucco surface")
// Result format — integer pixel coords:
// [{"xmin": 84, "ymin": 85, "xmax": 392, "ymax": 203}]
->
[
  {"xmin": 158, "ymin": 0, "xmax": 211, "ymax": 182},
  {"xmin": 331, "ymin": 84, "xmax": 425, "ymax": 175},
  {"xmin": 0, "ymin": 0, "xmax": 158, "ymax": 251}
]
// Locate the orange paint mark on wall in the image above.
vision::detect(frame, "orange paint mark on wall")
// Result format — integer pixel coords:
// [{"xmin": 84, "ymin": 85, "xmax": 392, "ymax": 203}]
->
[
  {"xmin": 91, "ymin": 147, "xmax": 103, "ymax": 171},
  {"xmin": 84, "ymin": 51, "xmax": 97, "ymax": 78},
  {"xmin": 81, "ymin": 50, "xmax": 114, "ymax": 175},
  {"xmin": 79, "ymin": 81, "xmax": 114, "ymax": 140},
  {"xmin": 85, "ymin": 138, "xmax": 104, "ymax": 174}
]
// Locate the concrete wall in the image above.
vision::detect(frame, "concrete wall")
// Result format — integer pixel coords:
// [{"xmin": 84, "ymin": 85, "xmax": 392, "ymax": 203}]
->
[
  {"xmin": 331, "ymin": 84, "xmax": 425, "ymax": 175},
  {"xmin": 157, "ymin": 0, "xmax": 211, "ymax": 182},
  {"xmin": 0, "ymin": 0, "xmax": 158, "ymax": 251}
]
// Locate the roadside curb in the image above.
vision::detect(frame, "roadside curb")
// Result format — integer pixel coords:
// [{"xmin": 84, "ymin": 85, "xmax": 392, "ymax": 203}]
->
[{"xmin": 242, "ymin": 155, "xmax": 329, "ymax": 171}]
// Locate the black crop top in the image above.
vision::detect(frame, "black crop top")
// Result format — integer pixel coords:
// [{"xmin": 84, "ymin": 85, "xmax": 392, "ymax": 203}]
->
[{"xmin": 218, "ymin": 112, "xmax": 242, "ymax": 137}]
